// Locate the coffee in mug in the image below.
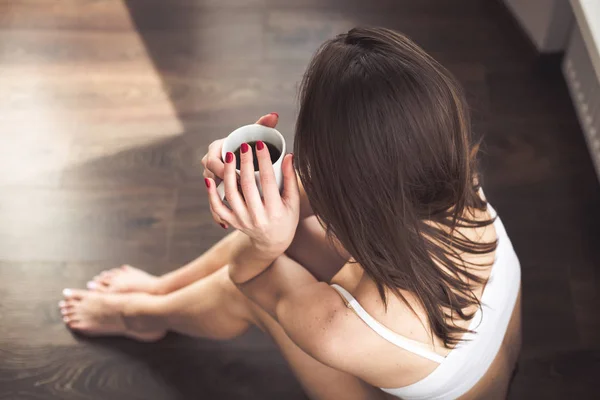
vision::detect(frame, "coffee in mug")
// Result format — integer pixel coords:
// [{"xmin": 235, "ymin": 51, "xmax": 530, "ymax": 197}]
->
[
  {"xmin": 217, "ymin": 124, "xmax": 287, "ymax": 200},
  {"xmin": 233, "ymin": 140, "xmax": 282, "ymax": 170}
]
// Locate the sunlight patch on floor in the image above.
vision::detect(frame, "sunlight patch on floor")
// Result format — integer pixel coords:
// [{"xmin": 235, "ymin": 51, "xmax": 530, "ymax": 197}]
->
[{"xmin": 0, "ymin": 0, "xmax": 183, "ymax": 186}]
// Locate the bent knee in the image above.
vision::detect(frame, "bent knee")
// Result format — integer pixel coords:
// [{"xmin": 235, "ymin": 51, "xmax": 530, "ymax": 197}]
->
[{"xmin": 214, "ymin": 266, "xmax": 262, "ymax": 326}]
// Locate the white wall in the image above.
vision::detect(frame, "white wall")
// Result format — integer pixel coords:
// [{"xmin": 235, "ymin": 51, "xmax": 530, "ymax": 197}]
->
[{"xmin": 504, "ymin": 0, "xmax": 574, "ymax": 52}]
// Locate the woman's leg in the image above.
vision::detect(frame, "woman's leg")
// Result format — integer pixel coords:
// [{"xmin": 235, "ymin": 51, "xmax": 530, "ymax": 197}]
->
[
  {"xmin": 60, "ymin": 266, "xmax": 251, "ymax": 342},
  {"xmin": 90, "ymin": 231, "xmax": 242, "ymax": 294},
  {"xmin": 91, "ymin": 216, "xmax": 350, "ymax": 294},
  {"xmin": 61, "ymin": 261, "xmax": 383, "ymax": 400}
]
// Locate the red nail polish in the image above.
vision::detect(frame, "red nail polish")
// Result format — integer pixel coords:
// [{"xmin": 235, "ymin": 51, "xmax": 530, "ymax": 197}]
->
[
  {"xmin": 241, "ymin": 143, "xmax": 249, "ymax": 154},
  {"xmin": 220, "ymin": 223, "xmax": 227, "ymax": 229},
  {"xmin": 226, "ymin": 152, "xmax": 234, "ymax": 163},
  {"xmin": 256, "ymin": 140, "xmax": 265, "ymax": 151},
  {"xmin": 204, "ymin": 178, "xmax": 211, "ymax": 188},
  {"xmin": 270, "ymin": 112, "xmax": 279, "ymax": 119}
]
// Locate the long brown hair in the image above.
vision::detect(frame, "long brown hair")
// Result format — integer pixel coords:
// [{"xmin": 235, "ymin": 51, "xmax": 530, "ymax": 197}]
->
[{"xmin": 294, "ymin": 27, "xmax": 496, "ymax": 347}]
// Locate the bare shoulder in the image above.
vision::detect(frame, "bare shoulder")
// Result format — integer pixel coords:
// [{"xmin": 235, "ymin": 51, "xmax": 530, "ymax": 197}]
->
[
  {"xmin": 277, "ymin": 279, "xmax": 440, "ymax": 388},
  {"xmin": 276, "ymin": 280, "xmax": 360, "ymax": 369}
]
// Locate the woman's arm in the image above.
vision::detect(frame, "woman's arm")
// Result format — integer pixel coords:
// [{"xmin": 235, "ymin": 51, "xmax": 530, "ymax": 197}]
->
[
  {"xmin": 233, "ymin": 248, "xmax": 362, "ymax": 379},
  {"xmin": 227, "ymin": 231, "xmax": 279, "ymax": 284},
  {"xmin": 203, "ymin": 131, "xmax": 356, "ymax": 372}
]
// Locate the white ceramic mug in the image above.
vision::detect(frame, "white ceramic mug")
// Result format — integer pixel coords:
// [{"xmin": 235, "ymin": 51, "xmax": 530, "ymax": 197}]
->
[{"xmin": 216, "ymin": 124, "xmax": 287, "ymax": 200}]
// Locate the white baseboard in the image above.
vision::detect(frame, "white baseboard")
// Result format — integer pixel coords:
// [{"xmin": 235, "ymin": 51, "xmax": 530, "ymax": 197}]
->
[{"xmin": 563, "ymin": 21, "xmax": 600, "ymax": 179}]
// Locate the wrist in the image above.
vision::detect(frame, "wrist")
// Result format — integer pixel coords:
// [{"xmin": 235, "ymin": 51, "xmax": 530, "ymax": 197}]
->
[
  {"xmin": 249, "ymin": 241, "xmax": 286, "ymax": 261},
  {"xmin": 229, "ymin": 239, "xmax": 281, "ymax": 284},
  {"xmin": 152, "ymin": 276, "xmax": 171, "ymax": 295}
]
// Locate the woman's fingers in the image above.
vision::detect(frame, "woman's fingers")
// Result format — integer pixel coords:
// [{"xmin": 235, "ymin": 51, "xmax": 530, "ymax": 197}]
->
[
  {"xmin": 281, "ymin": 154, "xmax": 300, "ymax": 210},
  {"xmin": 238, "ymin": 143, "xmax": 266, "ymax": 221},
  {"xmin": 208, "ymin": 204, "xmax": 228, "ymax": 229},
  {"xmin": 202, "ymin": 168, "xmax": 215, "ymax": 180},
  {"xmin": 205, "ymin": 139, "xmax": 225, "ymax": 180},
  {"xmin": 204, "ymin": 115, "xmax": 279, "ymax": 229},
  {"xmin": 205, "ymin": 178, "xmax": 237, "ymax": 227},
  {"xmin": 255, "ymin": 140, "xmax": 281, "ymax": 208},
  {"xmin": 223, "ymin": 152, "xmax": 250, "ymax": 224},
  {"xmin": 256, "ymin": 112, "xmax": 278, "ymax": 128}
]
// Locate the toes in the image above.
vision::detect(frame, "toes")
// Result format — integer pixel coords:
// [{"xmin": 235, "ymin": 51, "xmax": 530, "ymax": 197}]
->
[
  {"xmin": 93, "ymin": 282, "xmax": 111, "ymax": 293},
  {"xmin": 62, "ymin": 288, "xmax": 86, "ymax": 300},
  {"xmin": 97, "ymin": 284, "xmax": 111, "ymax": 293},
  {"xmin": 98, "ymin": 270, "xmax": 116, "ymax": 280},
  {"xmin": 86, "ymin": 281, "xmax": 107, "ymax": 291},
  {"xmin": 92, "ymin": 280, "xmax": 110, "ymax": 292},
  {"xmin": 63, "ymin": 298, "xmax": 77, "ymax": 308},
  {"xmin": 60, "ymin": 307, "xmax": 75, "ymax": 316},
  {"xmin": 58, "ymin": 300, "xmax": 76, "ymax": 316},
  {"xmin": 63, "ymin": 315, "xmax": 80, "ymax": 326},
  {"xmin": 94, "ymin": 274, "xmax": 111, "ymax": 285},
  {"xmin": 93, "ymin": 275, "xmax": 113, "ymax": 292},
  {"xmin": 58, "ymin": 300, "xmax": 72, "ymax": 310}
]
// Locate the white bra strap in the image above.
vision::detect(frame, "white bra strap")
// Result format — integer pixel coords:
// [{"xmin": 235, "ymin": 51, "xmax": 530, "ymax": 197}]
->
[{"xmin": 331, "ymin": 284, "xmax": 445, "ymax": 364}]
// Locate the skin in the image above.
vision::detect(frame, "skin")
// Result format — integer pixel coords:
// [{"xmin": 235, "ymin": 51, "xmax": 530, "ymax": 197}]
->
[{"xmin": 61, "ymin": 114, "xmax": 521, "ymax": 399}]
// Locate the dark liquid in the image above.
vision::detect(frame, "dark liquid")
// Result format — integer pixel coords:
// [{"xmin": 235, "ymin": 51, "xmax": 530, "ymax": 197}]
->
[{"xmin": 234, "ymin": 141, "xmax": 281, "ymax": 170}]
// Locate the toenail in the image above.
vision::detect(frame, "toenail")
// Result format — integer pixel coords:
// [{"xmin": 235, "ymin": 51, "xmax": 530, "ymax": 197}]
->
[
  {"xmin": 62, "ymin": 289, "xmax": 72, "ymax": 297},
  {"xmin": 63, "ymin": 316, "xmax": 70, "ymax": 323},
  {"xmin": 86, "ymin": 281, "xmax": 97, "ymax": 289},
  {"xmin": 58, "ymin": 301, "xmax": 66, "ymax": 308},
  {"xmin": 61, "ymin": 308, "xmax": 68, "ymax": 315}
]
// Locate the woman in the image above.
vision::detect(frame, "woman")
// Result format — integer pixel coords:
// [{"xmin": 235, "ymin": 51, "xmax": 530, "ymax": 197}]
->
[{"xmin": 60, "ymin": 27, "xmax": 521, "ymax": 399}]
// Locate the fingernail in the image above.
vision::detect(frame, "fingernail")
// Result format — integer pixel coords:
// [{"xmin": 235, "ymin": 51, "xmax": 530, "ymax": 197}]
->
[
  {"xmin": 62, "ymin": 289, "xmax": 72, "ymax": 297},
  {"xmin": 86, "ymin": 281, "xmax": 97, "ymax": 290},
  {"xmin": 204, "ymin": 178, "xmax": 211, "ymax": 188},
  {"xmin": 270, "ymin": 112, "xmax": 279, "ymax": 118},
  {"xmin": 256, "ymin": 140, "xmax": 265, "ymax": 151},
  {"xmin": 226, "ymin": 152, "xmax": 234, "ymax": 163},
  {"xmin": 241, "ymin": 143, "xmax": 249, "ymax": 154},
  {"xmin": 220, "ymin": 223, "xmax": 227, "ymax": 229}
]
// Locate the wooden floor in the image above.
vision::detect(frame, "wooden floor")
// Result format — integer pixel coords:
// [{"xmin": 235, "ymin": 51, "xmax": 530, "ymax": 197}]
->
[{"xmin": 1, "ymin": 0, "xmax": 599, "ymax": 399}]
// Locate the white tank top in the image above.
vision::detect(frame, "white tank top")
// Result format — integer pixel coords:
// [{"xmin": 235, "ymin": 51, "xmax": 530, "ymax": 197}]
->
[{"xmin": 331, "ymin": 203, "xmax": 521, "ymax": 399}]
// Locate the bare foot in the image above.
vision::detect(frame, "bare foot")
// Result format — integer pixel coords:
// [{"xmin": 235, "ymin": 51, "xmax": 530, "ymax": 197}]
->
[
  {"xmin": 59, "ymin": 288, "xmax": 166, "ymax": 342},
  {"xmin": 87, "ymin": 265, "xmax": 161, "ymax": 294}
]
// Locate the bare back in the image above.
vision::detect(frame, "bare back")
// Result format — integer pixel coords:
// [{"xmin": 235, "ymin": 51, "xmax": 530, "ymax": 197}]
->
[{"xmin": 329, "ymin": 205, "xmax": 521, "ymax": 398}]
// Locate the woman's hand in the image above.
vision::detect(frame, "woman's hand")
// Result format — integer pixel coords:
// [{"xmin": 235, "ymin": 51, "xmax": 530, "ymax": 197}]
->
[
  {"xmin": 201, "ymin": 113, "xmax": 280, "ymax": 228},
  {"xmin": 204, "ymin": 139, "xmax": 300, "ymax": 259}
]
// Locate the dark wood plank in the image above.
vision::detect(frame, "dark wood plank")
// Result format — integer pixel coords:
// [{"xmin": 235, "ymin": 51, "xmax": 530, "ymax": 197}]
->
[{"xmin": 0, "ymin": 187, "xmax": 176, "ymax": 264}]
